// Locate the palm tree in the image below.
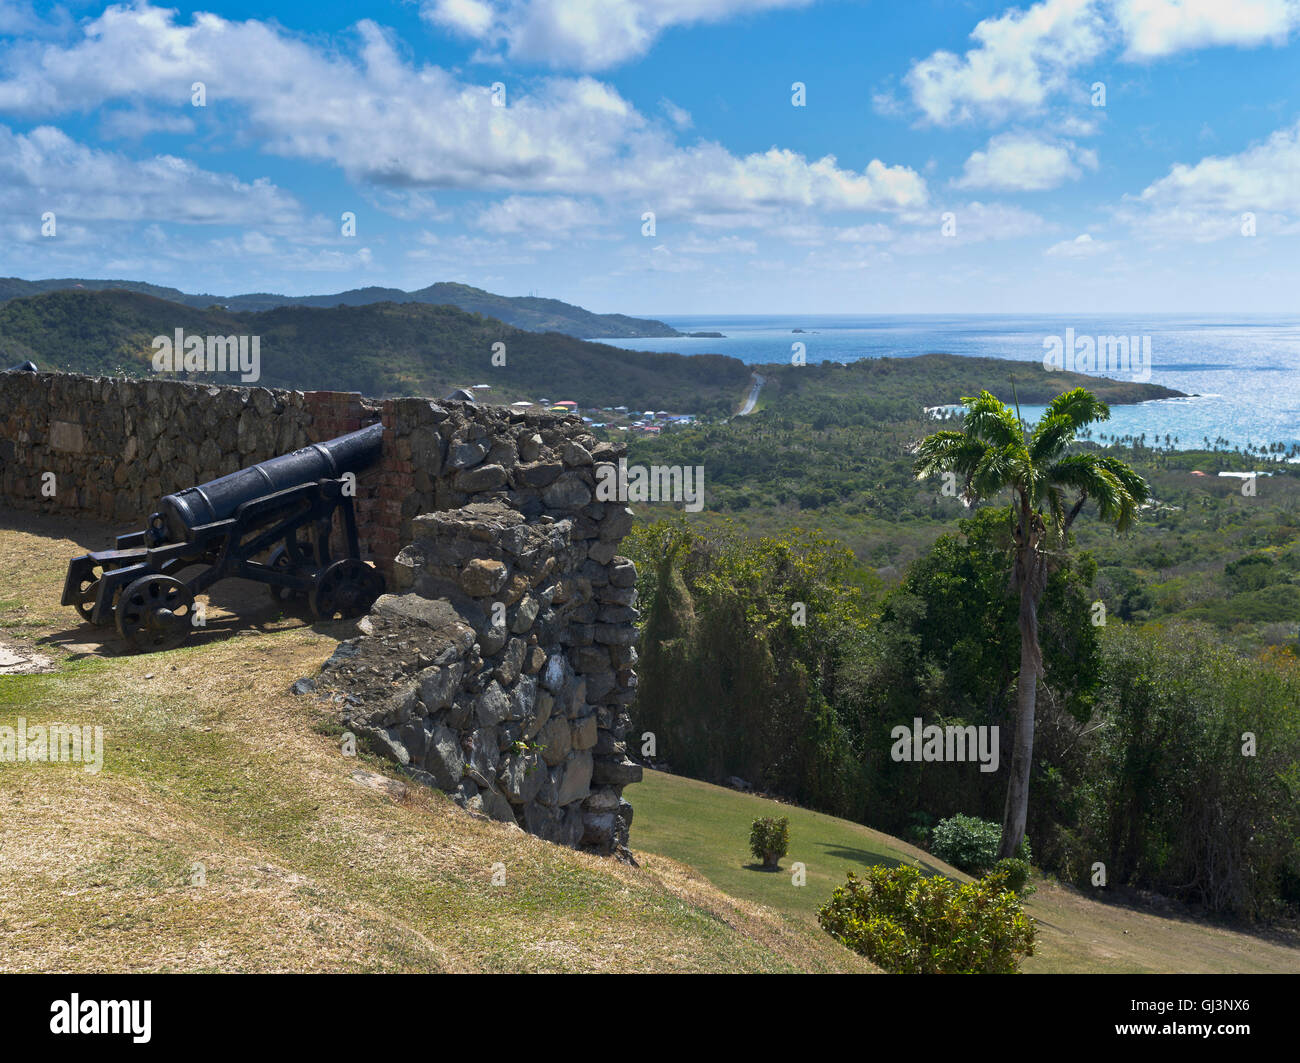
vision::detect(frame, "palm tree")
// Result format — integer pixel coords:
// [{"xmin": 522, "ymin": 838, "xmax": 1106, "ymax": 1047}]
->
[{"xmin": 914, "ymin": 387, "xmax": 1150, "ymax": 858}]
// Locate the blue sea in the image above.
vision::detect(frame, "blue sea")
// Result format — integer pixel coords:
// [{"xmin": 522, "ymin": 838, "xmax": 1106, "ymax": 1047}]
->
[{"xmin": 596, "ymin": 314, "xmax": 1300, "ymax": 454}]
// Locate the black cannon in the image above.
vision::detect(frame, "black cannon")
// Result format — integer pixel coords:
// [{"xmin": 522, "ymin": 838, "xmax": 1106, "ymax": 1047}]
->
[{"xmin": 62, "ymin": 423, "xmax": 387, "ymax": 652}]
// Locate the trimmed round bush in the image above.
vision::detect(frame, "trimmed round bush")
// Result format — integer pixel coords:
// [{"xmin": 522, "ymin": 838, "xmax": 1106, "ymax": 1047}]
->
[
  {"xmin": 991, "ymin": 857, "xmax": 1035, "ymax": 896},
  {"xmin": 750, "ymin": 816, "xmax": 790, "ymax": 870},
  {"xmin": 930, "ymin": 814, "xmax": 1001, "ymax": 873}
]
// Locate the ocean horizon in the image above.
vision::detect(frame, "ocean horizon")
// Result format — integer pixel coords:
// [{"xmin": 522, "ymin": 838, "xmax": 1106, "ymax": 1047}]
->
[{"xmin": 596, "ymin": 313, "xmax": 1300, "ymax": 455}]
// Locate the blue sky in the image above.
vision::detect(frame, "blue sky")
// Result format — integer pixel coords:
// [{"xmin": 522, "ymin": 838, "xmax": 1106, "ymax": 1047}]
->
[{"xmin": 1, "ymin": 0, "xmax": 1298, "ymax": 314}]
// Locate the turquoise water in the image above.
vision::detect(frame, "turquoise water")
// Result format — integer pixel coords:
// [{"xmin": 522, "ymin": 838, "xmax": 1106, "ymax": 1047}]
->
[{"xmin": 597, "ymin": 314, "xmax": 1300, "ymax": 453}]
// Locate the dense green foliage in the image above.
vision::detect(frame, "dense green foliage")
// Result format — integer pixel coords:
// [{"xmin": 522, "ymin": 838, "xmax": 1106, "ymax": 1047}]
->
[
  {"xmin": 930, "ymin": 815, "xmax": 1004, "ymax": 875},
  {"xmin": 749, "ymin": 816, "xmax": 791, "ymax": 868},
  {"xmin": 629, "ymin": 505, "xmax": 1300, "ymax": 917},
  {"xmin": 756, "ymin": 355, "xmax": 1183, "ymax": 417},
  {"xmin": 817, "ymin": 865, "xmax": 1037, "ymax": 973},
  {"xmin": 1067, "ymin": 625, "xmax": 1300, "ymax": 917},
  {"xmin": 628, "ymin": 517, "xmax": 877, "ymax": 816},
  {"xmin": 627, "ymin": 507, "xmax": 1100, "ymax": 826}
]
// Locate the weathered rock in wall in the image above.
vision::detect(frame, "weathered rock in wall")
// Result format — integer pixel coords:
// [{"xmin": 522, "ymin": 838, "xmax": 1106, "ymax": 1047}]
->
[
  {"xmin": 0, "ymin": 370, "xmax": 641, "ymax": 857},
  {"xmin": 317, "ymin": 411, "xmax": 644, "ymax": 857}
]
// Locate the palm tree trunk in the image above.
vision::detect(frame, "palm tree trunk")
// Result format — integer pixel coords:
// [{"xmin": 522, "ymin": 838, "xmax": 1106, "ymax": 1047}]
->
[{"xmin": 1000, "ymin": 545, "xmax": 1042, "ymax": 860}]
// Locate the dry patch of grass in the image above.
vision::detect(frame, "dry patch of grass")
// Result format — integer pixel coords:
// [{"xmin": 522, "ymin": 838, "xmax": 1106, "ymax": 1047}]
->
[{"xmin": 1025, "ymin": 880, "xmax": 1300, "ymax": 974}]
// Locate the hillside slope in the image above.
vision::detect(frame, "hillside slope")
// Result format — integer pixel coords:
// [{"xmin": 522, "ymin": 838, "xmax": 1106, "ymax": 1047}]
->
[
  {"xmin": 0, "ymin": 277, "xmax": 679, "ymax": 339},
  {"xmin": 3, "ymin": 513, "xmax": 1296, "ymax": 973},
  {"xmin": 0, "ymin": 511, "xmax": 869, "ymax": 974}
]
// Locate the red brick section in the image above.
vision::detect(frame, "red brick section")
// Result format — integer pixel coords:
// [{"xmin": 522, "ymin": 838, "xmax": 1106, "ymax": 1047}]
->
[
  {"xmin": 303, "ymin": 390, "xmax": 364, "ymax": 438},
  {"xmin": 366, "ymin": 400, "xmax": 413, "ymax": 580},
  {"xmin": 299, "ymin": 390, "xmax": 409, "ymax": 579}
]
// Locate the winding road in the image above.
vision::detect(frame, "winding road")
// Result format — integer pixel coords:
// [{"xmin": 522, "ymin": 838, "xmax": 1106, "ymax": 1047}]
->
[{"xmin": 739, "ymin": 373, "xmax": 765, "ymax": 415}]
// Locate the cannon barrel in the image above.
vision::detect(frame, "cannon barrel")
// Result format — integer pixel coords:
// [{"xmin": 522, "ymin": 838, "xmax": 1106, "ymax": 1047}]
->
[{"xmin": 154, "ymin": 422, "xmax": 383, "ymax": 542}]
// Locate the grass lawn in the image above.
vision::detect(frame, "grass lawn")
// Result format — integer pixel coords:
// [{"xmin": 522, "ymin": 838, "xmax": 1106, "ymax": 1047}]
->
[
  {"xmin": 629, "ymin": 767, "xmax": 959, "ymax": 922},
  {"xmin": 627, "ymin": 768, "xmax": 1300, "ymax": 973}
]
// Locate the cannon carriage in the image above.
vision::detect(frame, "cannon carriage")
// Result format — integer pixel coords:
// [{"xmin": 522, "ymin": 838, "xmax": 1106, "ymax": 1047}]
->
[{"xmin": 62, "ymin": 423, "xmax": 387, "ymax": 652}]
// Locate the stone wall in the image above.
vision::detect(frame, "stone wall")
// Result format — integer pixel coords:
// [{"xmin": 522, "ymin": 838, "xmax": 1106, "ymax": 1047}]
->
[
  {"xmin": 0, "ymin": 370, "xmax": 378, "ymax": 543},
  {"xmin": 0, "ymin": 370, "xmax": 642, "ymax": 856},
  {"xmin": 317, "ymin": 497, "xmax": 642, "ymax": 857}
]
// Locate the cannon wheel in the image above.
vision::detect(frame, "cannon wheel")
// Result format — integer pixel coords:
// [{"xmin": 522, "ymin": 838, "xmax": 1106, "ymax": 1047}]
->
[
  {"xmin": 72, "ymin": 563, "xmax": 112, "ymax": 623},
  {"xmin": 310, "ymin": 559, "xmax": 384, "ymax": 622},
  {"xmin": 115, "ymin": 574, "xmax": 195, "ymax": 653},
  {"xmin": 266, "ymin": 541, "xmax": 311, "ymax": 605}
]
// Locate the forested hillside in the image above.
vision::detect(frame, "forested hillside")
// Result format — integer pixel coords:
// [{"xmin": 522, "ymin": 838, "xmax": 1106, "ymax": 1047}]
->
[
  {"xmin": 0, "ymin": 277, "xmax": 679, "ymax": 338},
  {"xmin": 0, "ymin": 290, "xmax": 742, "ymax": 414}
]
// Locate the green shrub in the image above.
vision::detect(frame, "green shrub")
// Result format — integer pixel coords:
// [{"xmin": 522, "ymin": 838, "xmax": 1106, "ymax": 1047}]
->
[
  {"xmin": 930, "ymin": 814, "xmax": 1030, "ymax": 873},
  {"xmin": 749, "ymin": 816, "xmax": 790, "ymax": 869},
  {"xmin": 930, "ymin": 814, "xmax": 1000, "ymax": 873},
  {"xmin": 818, "ymin": 864, "xmax": 1037, "ymax": 973},
  {"xmin": 991, "ymin": 857, "xmax": 1035, "ymax": 896}
]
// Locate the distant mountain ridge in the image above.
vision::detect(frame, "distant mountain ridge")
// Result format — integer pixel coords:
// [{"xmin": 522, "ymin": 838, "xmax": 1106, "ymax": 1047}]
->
[
  {"xmin": 0, "ymin": 288, "xmax": 1182, "ymax": 423},
  {"xmin": 0, "ymin": 277, "xmax": 681, "ymax": 339},
  {"xmin": 0, "ymin": 288, "xmax": 745, "ymax": 415}
]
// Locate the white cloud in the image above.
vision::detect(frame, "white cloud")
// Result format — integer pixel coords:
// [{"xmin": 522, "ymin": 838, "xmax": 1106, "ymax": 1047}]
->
[
  {"xmin": 362, "ymin": 189, "xmax": 449, "ymax": 222},
  {"xmin": 621, "ymin": 143, "xmax": 927, "ymax": 217},
  {"xmin": 98, "ymin": 107, "xmax": 196, "ymax": 140},
  {"xmin": 1045, "ymin": 232, "xmax": 1111, "ymax": 255},
  {"xmin": 0, "ymin": 6, "xmax": 925, "ymax": 222},
  {"xmin": 893, "ymin": 201, "xmax": 1052, "ymax": 252},
  {"xmin": 0, "ymin": 123, "xmax": 299, "ymax": 225},
  {"xmin": 1121, "ymin": 118, "xmax": 1300, "ymax": 239},
  {"xmin": 426, "ymin": 0, "xmax": 498, "ymax": 37},
  {"xmin": 954, "ymin": 131, "xmax": 1097, "ymax": 190},
  {"xmin": 474, "ymin": 194, "xmax": 600, "ymax": 233},
  {"xmin": 899, "ymin": 0, "xmax": 1299, "ymax": 125},
  {"xmin": 903, "ymin": 0, "xmax": 1109, "ymax": 124},
  {"xmin": 1057, "ymin": 113, "xmax": 1101, "ymax": 136},
  {"xmin": 1114, "ymin": 0, "xmax": 1300, "ymax": 60},
  {"xmin": 421, "ymin": 0, "xmax": 815, "ymax": 71},
  {"xmin": 659, "ymin": 96, "xmax": 692, "ymax": 130}
]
